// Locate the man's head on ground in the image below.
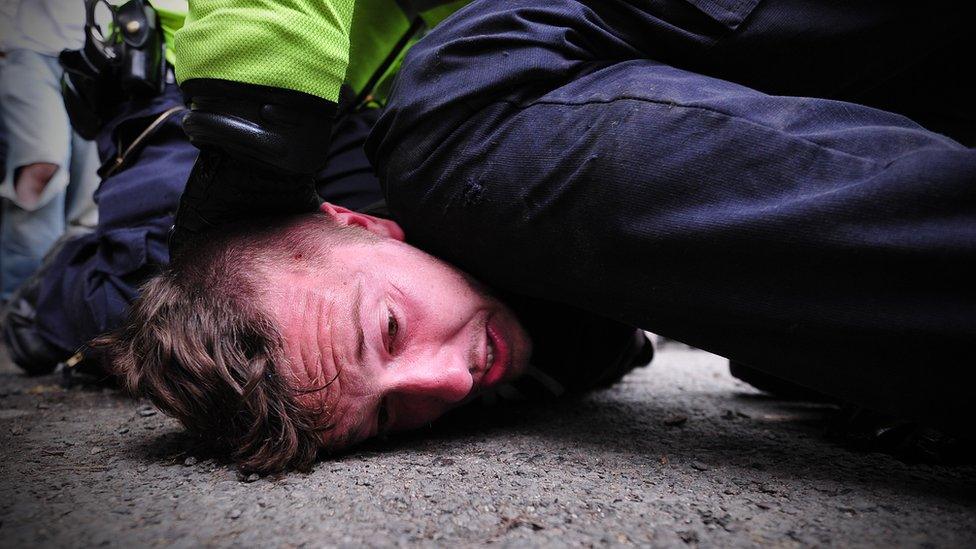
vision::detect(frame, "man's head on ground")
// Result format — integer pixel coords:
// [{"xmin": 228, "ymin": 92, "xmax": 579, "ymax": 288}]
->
[{"xmin": 94, "ymin": 204, "xmax": 532, "ymax": 473}]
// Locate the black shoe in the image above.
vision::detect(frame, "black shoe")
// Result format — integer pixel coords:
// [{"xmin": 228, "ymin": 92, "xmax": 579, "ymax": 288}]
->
[{"xmin": 826, "ymin": 405, "xmax": 976, "ymax": 465}]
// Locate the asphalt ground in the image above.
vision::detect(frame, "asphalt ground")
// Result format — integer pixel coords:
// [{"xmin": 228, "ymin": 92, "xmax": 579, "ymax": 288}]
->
[{"xmin": 2, "ymin": 342, "xmax": 974, "ymax": 547}]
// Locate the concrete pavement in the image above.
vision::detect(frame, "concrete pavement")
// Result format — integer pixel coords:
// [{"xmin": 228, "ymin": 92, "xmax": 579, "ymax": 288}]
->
[{"xmin": 2, "ymin": 344, "xmax": 974, "ymax": 547}]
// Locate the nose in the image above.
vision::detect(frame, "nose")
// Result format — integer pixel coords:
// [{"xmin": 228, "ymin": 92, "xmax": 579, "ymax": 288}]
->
[{"xmin": 389, "ymin": 346, "xmax": 474, "ymax": 404}]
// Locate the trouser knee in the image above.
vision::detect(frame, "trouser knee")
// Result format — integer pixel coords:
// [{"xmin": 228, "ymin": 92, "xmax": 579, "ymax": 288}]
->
[{"xmin": 13, "ymin": 162, "xmax": 58, "ymax": 208}]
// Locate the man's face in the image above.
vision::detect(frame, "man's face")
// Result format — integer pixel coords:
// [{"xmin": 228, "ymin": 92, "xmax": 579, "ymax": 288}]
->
[{"xmin": 265, "ymin": 207, "xmax": 532, "ymax": 451}]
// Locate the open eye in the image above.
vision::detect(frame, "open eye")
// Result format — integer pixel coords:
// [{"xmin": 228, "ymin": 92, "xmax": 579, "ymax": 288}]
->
[{"xmin": 386, "ymin": 311, "xmax": 399, "ymax": 353}]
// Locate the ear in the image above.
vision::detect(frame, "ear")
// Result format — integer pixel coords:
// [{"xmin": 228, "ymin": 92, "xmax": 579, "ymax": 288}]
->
[{"xmin": 320, "ymin": 202, "xmax": 405, "ymax": 241}]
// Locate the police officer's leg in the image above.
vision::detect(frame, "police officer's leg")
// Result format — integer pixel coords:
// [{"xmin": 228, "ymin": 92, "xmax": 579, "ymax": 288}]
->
[
  {"xmin": 441, "ymin": 0, "xmax": 973, "ymax": 136},
  {"xmin": 31, "ymin": 95, "xmax": 195, "ymax": 364},
  {"xmin": 711, "ymin": 1, "xmax": 975, "ymax": 142},
  {"xmin": 370, "ymin": 0, "xmax": 976, "ymax": 432},
  {"xmin": 695, "ymin": 1, "xmax": 970, "ymax": 98},
  {"xmin": 575, "ymin": 0, "xmax": 974, "ymax": 111}
]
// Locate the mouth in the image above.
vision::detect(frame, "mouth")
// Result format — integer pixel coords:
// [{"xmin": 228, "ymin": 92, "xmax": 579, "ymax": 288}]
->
[{"xmin": 480, "ymin": 313, "xmax": 511, "ymax": 388}]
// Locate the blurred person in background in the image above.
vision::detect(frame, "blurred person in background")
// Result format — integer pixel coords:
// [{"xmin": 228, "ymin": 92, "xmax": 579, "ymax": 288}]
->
[
  {"xmin": 0, "ymin": 0, "xmax": 100, "ymax": 301},
  {"xmin": 0, "ymin": 0, "xmax": 11, "ymax": 205}
]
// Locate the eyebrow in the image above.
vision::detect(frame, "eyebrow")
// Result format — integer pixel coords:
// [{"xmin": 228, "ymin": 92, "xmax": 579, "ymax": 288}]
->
[{"xmin": 353, "ymin": 279, "xmax": 366, "ymax": 370}]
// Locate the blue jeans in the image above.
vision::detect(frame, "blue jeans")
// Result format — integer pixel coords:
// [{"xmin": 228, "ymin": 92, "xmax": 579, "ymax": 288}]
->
[
  {"xmin": 0, "ymin": 50, "xmax": 99, "ymax": 299},
  {"xmin": 368, "ymin": 0, "xmax": 976, "ymax": 430}
]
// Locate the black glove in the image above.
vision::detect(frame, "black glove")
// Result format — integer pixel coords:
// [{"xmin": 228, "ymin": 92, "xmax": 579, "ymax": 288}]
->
[{"xmin": 169, "ymin": 79, "xmax": 338, "ymax": 256}]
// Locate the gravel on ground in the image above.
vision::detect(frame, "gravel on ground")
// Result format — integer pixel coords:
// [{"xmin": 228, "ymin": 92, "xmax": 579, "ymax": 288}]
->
[{"xmin": 1, "ymin": 343, "xmax": 974, "ymax": 547}]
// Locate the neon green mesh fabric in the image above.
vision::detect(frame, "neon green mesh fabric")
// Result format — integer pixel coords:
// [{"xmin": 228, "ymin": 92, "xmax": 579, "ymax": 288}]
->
[
  {"xmin": 174, "ymin": 0, "xmax": 356, "ymax": 101},
  {"xmin": 149, "ymin": 1, "xmax": 186, "ymax": 66},
  {"xmin": 345, "ymin": 0, "xmax": 411, "ymax": 96},
  {"xmin": 346, "ymin": 0, "xmax": 467, "ymax": 104}
]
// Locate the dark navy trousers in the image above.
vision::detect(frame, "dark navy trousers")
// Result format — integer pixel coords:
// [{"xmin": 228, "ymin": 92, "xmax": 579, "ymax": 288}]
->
[{"xmin": 367, "ymin": 0, "xmax": 976, "ymax": 431}]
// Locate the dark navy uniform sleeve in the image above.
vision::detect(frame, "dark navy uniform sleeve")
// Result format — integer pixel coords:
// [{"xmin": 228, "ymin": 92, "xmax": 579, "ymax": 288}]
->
[{"xmin": 367, "ymin": 0, "xmax": 976, "ymax": 430}]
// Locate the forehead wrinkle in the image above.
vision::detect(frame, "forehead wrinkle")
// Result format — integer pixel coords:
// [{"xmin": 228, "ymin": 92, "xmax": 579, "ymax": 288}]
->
[
  {"xmin": 315, "ymin": 290, "xmax": 344, "ymax": 407},
  {"xmin": 278, "ymin": 286, "xmax": 312, "ymax": 387},
  {"xmin": 284, "ymin": 287, "xmax": 339, "ymax": 417},
  {"xmin": 302, "ymin": 281, "xmax": 366, "ymax": 445},
  {"xmin": 322, "ymin": 278, "xmax": 364, "ymax": 442},
  {"xmin": 299, "ymin": 289, "xmax": 326, "ymax": 385},
  {"xmin": 322, "ymin": 275, "xmax": 379, "ymax": 447}
]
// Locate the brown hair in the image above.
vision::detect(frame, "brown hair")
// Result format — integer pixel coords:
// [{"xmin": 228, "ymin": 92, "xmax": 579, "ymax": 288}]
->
[{"xmin": 93, "ymin": 213, "xmax": 367, "ymax": 474}]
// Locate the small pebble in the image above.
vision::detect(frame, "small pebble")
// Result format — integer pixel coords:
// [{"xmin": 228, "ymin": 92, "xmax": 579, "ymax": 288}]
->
[
  {"xmin": 138, "ymin": 407, "xmax": 157, "ymax": 417},
  {"xmin": 183, "ymin": 456, "xmax": 198, "ymax": 467},
  {"xmin": 228, "ymin": 509, "xmax": 242, "ymax": 520},
  {"xmin": 677, "ymin": 529, "xmax": 699, "ymax": 544},
  {"xmin": 690, "ymin": 461, "xmax": 709, "ymax": 471},
  {"xmin": 244, "ymin": 473, "xmax": 261, "ymax": 483},
  {"xmin": 117, "ymin": 427, "xmax": 129, "ymax": 435},
  {"xmin": 90, "ymin": 446, "xmax": 104, "ymax": 455},
  {"xmin": 11, "ymin": 426, "xmax": 25, "ymax": 436},
  {"xmin": 663, "ymin": 414, "xmax": 688, "ymax": 427}
]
